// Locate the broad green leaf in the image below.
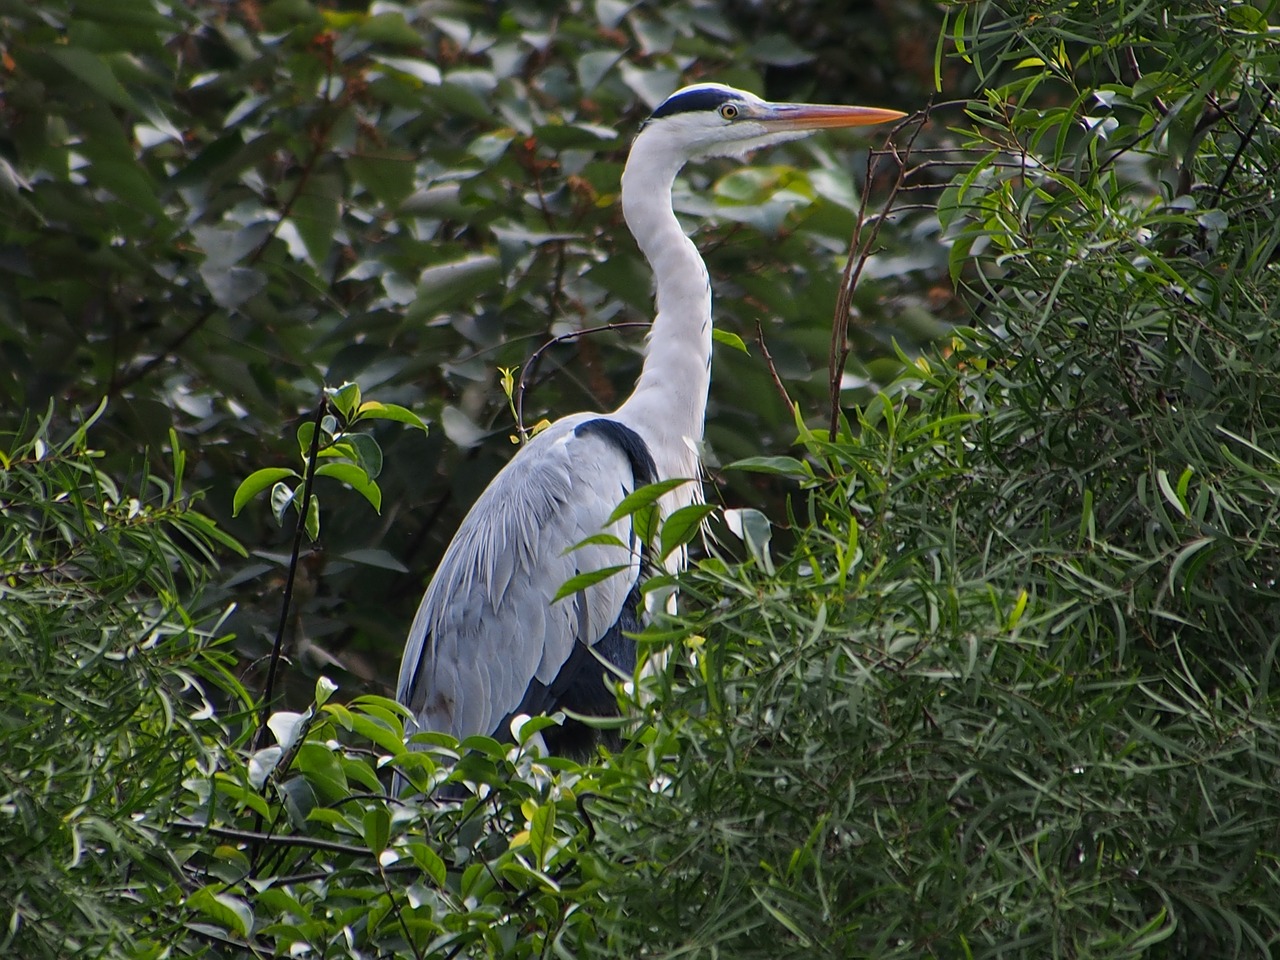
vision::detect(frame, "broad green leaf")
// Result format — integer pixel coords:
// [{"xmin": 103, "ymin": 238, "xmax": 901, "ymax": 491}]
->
[
  {"xmin": 408, "ymin": 255, "xmax": 501, "ymax": 319},
  {"xmin": 288, "ymin": 170, "xmax": 342, "ymax": 269},
  {"xmin": 408, "ymin": 843, "xmax": 447, "ymax": 887},
  {"xmin": 363, "ymin": 805, "xmax": 390, "ymax": 855},
  {"xmin": 187, "ymin": 887, "xmax": 253, "ymax": 938},
  {"xmin": 315, "ymin": 462, "xmax": 382, "ymax": 513},
  {"xmin": 326, "ymin": 382, "xmax": 362, "ymax": 421},
  {"xmin": 347, "ymin": 433, "xmax": 384, "ymax": 480},
  {"xmin": 294, "ymin": 742, "xmax": 347, "ymax": 803},
  {"xmin": 233, "ymin": 468, "xmax": 299, "ymax": 516},
  {"xmin": 659, "ymin": 503, "xmax": 716, "ymax": 561},
  {"xmin": 712, "ymin": 328, "xmax": 750, "ymax": 353},
  {"xmin": 47, "ymin": 46, "xmax": 140, "ymax": 112},
  {"xmin": 356, "ymin": 401, "xmax": 429, "ymax": 432},
  {"xmin": 529, "ymin": 801, "xmax": 556, "ymax": 870}
]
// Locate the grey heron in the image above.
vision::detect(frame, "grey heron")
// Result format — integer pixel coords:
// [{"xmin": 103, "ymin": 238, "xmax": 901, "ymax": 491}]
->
[{"xmin": 397, "ymin": 83, "xmax": 903, "ymax": 757}]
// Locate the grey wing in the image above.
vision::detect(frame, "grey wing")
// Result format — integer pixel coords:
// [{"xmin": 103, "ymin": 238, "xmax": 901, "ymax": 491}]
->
[{"xmin": 396, "ymin": 415, "xmax": 651, "ymax": 742}]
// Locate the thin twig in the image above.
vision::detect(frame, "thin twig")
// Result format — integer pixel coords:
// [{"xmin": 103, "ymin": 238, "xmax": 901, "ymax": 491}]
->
[
  {"xmin": 171, "ymin": 819, "xmax": 371, "ymax": 857},
  {"xmin": 514, "ymin": 321, "xmax": 650, "ymax": 441},
  {"xmin": 755, "ymin": 319, "xmax": 793, "ymax": 412},
  {"xmin": 253, "ymin": 396, "xmax": 327, "ymax": 748},
  {"xmin": 1211, "ymin": 90, "xmax": 1272, "ymax": 210},
  {"xmin": 827, "ymin": 108, "xmax": 931, "ymax": 441}
]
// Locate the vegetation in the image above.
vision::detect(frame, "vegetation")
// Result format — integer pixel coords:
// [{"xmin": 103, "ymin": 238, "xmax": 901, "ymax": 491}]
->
[{"xmin": 2, "ymin": 0, "xmax": 1279, "ymax": 957}]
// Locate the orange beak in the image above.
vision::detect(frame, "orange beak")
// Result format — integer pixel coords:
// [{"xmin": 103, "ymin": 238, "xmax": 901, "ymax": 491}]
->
[{"xmin": 759, "ymin": 102, "xmax": 906, "ymax": 130}]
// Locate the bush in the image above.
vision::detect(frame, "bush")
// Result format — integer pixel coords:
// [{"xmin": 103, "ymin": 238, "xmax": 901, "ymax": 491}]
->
[{"xmin": 0, "ymin": 405, "xmax": 244, "ymax": 959}]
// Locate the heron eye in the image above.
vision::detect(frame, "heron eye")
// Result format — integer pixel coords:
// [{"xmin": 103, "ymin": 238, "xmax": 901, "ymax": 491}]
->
[{"xmin": 719, "ymin": 103, "xmax": 739, "ymax": 120}]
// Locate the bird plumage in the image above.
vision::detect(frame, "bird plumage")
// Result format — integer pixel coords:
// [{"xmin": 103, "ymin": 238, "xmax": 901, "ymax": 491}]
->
[{"xmin": 397, "ymin": 82, "xmax": 903, "ymax": 757}]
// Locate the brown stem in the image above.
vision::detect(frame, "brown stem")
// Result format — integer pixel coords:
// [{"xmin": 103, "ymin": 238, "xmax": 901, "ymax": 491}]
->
[
  {"xmin": 755, "ymin": 319, "xmax": 793, "ymax": 412},
  {"xmin": 828, "ymin": 109, "xmax": 931, "ymax": 441},
  {"xmin": 514, "ymin": 321, "xmax": 650, "ymax": 441},
  {"xmin": 252, "ymin": 395, "xmax": 327, "ymax": 749}
]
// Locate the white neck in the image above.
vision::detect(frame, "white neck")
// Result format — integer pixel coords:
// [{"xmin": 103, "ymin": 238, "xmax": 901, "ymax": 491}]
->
[{"xmin": 613, "ymin": 129, "xmax": 713, "ymax": 486}]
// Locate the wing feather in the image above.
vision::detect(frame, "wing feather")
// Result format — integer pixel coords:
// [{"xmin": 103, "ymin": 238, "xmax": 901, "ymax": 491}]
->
[{"xmin": 397, "ymin": 414, "xmax": 649, "ymax": 741}]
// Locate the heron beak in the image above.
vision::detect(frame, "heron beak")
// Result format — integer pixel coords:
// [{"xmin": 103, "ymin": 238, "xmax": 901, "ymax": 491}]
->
[{"xmin": 759, "ymin": 102, "xmax": 906, "ymax": 131}]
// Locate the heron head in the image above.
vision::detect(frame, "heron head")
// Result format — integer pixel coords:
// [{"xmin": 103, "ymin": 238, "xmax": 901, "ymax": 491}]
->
[{"xmin": 639, "ymin": 83, "xmax": 904, "ymax": 161}]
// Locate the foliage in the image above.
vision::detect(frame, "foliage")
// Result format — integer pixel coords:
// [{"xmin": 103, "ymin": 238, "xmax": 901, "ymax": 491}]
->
[
  {"xmin": 0, "ymin": 405, "xmax": 244, "ymax": 959},
  {"xmin": 3, "ymin": 0, "xmax": 1280, "ymax": 959},
  {"xmin": 0, "ymin": 0, "xmax": 938, "ymax": 700},
  {"xmin": 173, "ymin": 687, "xmax": 606, "ymax": 957},
  {"xmin": 582, "ymin": 2, "xmax": 1280, "ymax": 957},
  {"xmin": 232, "ymin": 381, "xmax": 428, "ymax": 542}
]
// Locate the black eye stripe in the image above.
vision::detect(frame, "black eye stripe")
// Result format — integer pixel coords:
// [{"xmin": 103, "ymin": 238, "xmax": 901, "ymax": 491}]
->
[{"xmin": 650, "ymin": 88, "xmax": 743, "ymax": 121}]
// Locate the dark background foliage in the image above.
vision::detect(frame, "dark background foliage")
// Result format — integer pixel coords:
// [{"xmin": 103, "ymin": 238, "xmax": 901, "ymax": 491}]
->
[
  {"xmin": 3, "ymin": 0, "xmax": 1280, "ymax": 957},
  {"xmin": 1, "ymin": 0, "xmax": 947, "ymax": 704}
]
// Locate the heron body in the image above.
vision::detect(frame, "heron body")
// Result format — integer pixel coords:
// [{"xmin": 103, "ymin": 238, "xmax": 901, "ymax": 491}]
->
[{"xmin": 397, "ymin": 84, "xmax": 903, "ymax": 754}]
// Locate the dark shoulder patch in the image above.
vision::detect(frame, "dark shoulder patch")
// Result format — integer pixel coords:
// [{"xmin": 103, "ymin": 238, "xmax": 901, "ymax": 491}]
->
[
  {"xmin": 650, "ymin": 86, "xmax": 740, "ymax": 121},
  {"xmin": 575, "ymin": 418, "xmax": 657, "ymax": 487}
]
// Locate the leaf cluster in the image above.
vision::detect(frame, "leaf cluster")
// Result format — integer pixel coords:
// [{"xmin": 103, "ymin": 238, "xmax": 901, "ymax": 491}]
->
[
  {"xmin": 0, "ymin": 0, "xmax": 942, "ymax": 698},
  {"xmin": 0, "ymin": 406, "xmax": 245, "ymax": 959}
]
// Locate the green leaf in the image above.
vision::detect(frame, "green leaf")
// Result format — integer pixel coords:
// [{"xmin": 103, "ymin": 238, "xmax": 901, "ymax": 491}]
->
[
  {"xmin": 712, "ymin": 328, "xmax": 750, "ymax": 354},
  {"xmin": 46, "ymin": 46, "xmax": 140, "ymax": 112},
  {"xmin": 564, "ymin": 532, "xmax": 630, "ymax": 554},
  {"xmin": 363, "ymin": 805, "xmax": 390, "ymax": 855},
  {"xmin": 233, "ymin": 468, "xmax": 299, "ymax": 516},
  {"xmin": 326, "ymin": 382, "xmax": 362, "ymax": 421},
  {"xmin": 347, "ymin": 433, "xmax": 384, "ymax": 481},
  {"xmin": 659, "ymin": 503, "xmax": 716, "ymax": 561},
  {"xmin": 176, "ymin": 511, "xmax": 249, "ymax": 558},
  {"xmin": 408, "ymin": 255, "xmax": 501, "ymax": 319},
  {"xmin": 288, "ymin": 170, "xmax": 341, "ymax": 269},
  {"xmin": 338, "ymin": 548, "xmax": 408, "ymax": 573},
  {"xmin": 552, "ymin": 565, "xmax": 631, "ymax": 603},
  {"xmin": 529, "ymin": 801, "xmax": 556, "ymax": 870},
  {"xmin": 726, "ymin": 456, "xmax": 810, "ymax": 478},
  {"xmin": 355, "ymin": 401, "xmax": 429, "ymax": 432},
  {"xmin": 201, "ymin": 264, "xmax": 267, "ymax": 311},
  {"xmin": 297, "ymin": 420, "xmax": 317, "ymax": 456},
  {"xmin": 315, "ymin": 462, "xmax": 382, "ymax": 512},
  {"xmin": 303, "ymin": 493, "xmax": 320, "ymax": 541},
  {"xmin": 294, "ymin": 742, "xmax": 347, "ymax": 803},
  {"xmin": 270, "ymin": 482, "xmax": 295, "ymax": 526},
  {"xmin": 346, "ymin": 712, "xmax": 405, "ymax": 756},
  {"xmin": 314, "ymin": 676, "xmax": 338, "ymax": 707},
  {"xmin": 605, "ymin": 478, "xmax": 694, "ymax": 525},
  {"xmin": 187, "ymin": 887, "xmax": 253, "ymax": 938},
  {"xmin": 408, "ymin": 843, "xmax": 447, "ymax": 887}
]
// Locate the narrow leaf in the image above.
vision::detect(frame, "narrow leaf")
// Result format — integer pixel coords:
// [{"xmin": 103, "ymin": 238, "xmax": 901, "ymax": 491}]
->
[
  {"xmin": 726, "ymin": 456, "xmax": 810, "ymax": 478},
  {"xmin": 605, "ymin": 478, "xmax": 693, "ymax": 525},
  {"xmin": 552, "ymin": 565, "xmax": 631, "ymax": 603},
  {"xmin": 659, "ymin": 503, "xmax": 716, "ymax": 561},
  {"xmin": 564, "ymin": 532, "xmax": 630, "ymax": 554}
]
